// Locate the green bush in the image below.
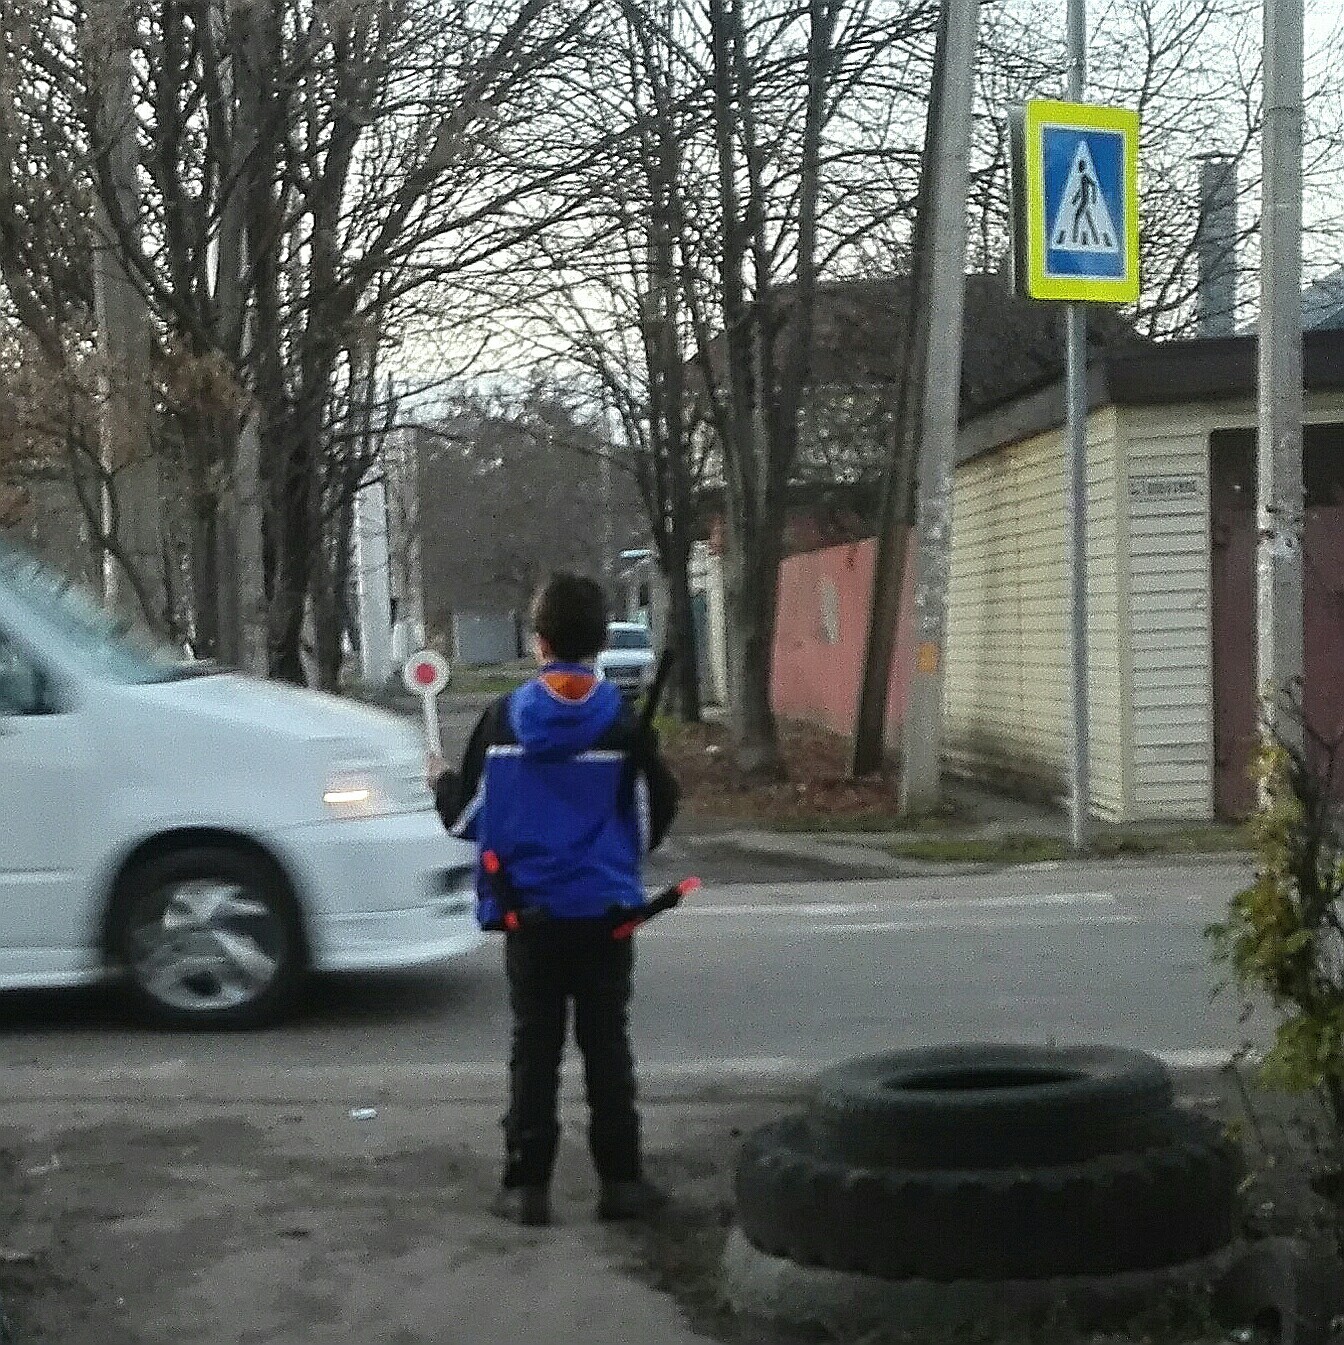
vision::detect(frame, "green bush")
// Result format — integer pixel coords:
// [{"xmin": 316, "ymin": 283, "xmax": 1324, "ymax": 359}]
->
[{"xmin": 1208, "ymin": 728, "xmax": 1344, "ymax": 1125}]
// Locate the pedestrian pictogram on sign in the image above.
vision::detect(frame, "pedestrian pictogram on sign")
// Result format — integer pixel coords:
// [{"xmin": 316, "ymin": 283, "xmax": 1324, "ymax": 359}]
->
[
  {"xmin": 1049, "ymin": 140, "xmax": 1117, "ymax": 252},
  {"xmin": 1009, "ymin": 99, "xmax": 1140, "ymax": 304}
]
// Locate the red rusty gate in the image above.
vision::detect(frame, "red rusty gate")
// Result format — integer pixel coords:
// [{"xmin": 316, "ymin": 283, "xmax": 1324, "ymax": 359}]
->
[{"xmin": 1210, "ymin": 426, "xmax": 1344, "ymax": 818}]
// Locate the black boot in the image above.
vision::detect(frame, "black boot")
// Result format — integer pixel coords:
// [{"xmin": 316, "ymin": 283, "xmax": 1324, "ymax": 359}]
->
[
  {"xmin": 597, "ymin": 1179, "xmax": 668, "ymax": 1222},
  {"xmin": 490, "ymin": 1185, "xmax": 551, "ymax": 1227}
]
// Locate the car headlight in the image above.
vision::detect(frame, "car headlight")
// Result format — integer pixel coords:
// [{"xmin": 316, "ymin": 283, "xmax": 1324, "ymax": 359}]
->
[{"xmin": 323, "ymin": 761, "xmax": 394, "ymax": 820}]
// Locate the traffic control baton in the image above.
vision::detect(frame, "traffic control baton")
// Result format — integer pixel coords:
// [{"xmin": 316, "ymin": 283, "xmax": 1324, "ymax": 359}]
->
[
  {"xmin": 609, "ymin": 877, "xmax": 702, "ymax": 941},
  {"xmin": 480, "ymin": 849, "xmax": 551, "ymax": 934}
]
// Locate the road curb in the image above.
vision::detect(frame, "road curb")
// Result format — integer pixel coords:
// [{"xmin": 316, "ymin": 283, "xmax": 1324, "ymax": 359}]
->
[
  {"xmin": 0, "ymin": 1059, "xmax": 811, "ymax": 1104},
  {"xmin": 684, "ymin": 826, "xmax": 1254, "ymax": 862},
  {"xmin": 0, "ymin": 1057, "xmax": 1244, "ymax": 1104}
]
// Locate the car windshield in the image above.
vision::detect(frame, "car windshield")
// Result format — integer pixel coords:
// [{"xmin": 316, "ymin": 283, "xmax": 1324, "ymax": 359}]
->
[
  {"xmin": 0, "ymin": 539, "xmax": 188, "ymax": 684},
  {"xmin": 608, "ymin": 627, "xmax": 651, "ymax": 652}
]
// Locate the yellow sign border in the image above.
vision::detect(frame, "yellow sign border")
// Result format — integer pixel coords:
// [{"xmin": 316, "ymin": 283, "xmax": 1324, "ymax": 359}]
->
[{"xmin": 1023, "ymin": 99, "xmax": 1140, "ymax": 304}]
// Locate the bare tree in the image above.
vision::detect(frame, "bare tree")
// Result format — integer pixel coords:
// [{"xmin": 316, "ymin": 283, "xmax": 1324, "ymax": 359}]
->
[
  {"xmin": 2, "ymin": 0, "xmax": 599, "ymax": 680},
  {"xmin": 417, "ymin": 387, "xmax": 641, "ymax": 634},
  {"xmin": 686, "ymin": 0, "xmax": 934, "ymax": 775},
  {"xmin": 519, "ymin": 0, "xmax": 934, "ymax": 765},
  {"xmin": 514, "ymin": 0, "xmax": 717, "ymax": 721}
]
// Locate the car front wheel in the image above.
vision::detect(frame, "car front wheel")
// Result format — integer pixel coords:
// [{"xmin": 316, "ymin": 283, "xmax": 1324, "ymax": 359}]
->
[{"xmin": 111, "ymin": 845, "xmax": 304, "ymax": 1030}]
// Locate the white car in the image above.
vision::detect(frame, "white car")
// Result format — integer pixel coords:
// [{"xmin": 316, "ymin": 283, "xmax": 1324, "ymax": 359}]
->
[
  {"xmin": 0, "ymin": 540, "xmax": 482, "ymax": 1029},
  {"xmin": 595, "ymin": 621, "xmax": 656, "ymax": 698}
]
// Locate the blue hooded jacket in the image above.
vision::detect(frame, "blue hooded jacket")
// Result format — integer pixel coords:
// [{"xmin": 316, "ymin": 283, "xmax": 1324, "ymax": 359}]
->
[{"xmin": 440, "ymin": 663, "xmax": 677, "ymax": 926}]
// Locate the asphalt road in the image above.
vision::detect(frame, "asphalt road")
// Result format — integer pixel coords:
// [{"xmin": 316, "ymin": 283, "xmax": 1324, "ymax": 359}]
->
[{"xmin": 0, "ymin": 857, "xmax": 1261, "ymax": 1098}]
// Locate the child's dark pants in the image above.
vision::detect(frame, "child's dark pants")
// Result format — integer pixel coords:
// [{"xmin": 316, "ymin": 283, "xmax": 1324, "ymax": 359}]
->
[{"xmin": 502, "ymin": 922, "xmax": 641, "ymax": 1189}]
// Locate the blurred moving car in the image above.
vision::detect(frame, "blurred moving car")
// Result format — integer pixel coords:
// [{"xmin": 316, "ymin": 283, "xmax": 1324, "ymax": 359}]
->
[
  {"xmin": 594, "ymin": 621, "xmax": 656, "ymax": 699},
  {"xmin": 0, "ymin": 539, "xmax": 481, "ymax": 1029}
]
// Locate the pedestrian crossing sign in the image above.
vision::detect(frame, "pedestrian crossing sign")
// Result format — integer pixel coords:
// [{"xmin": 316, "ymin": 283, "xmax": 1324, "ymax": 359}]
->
[{"xmin": 1010, "ymin": 99, "xmax": 1140, "ymax": 304}]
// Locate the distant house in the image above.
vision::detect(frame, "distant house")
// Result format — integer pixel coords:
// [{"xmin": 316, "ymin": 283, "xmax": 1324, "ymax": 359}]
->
[
  {"xmin": 1298, "ymin": 269, "xmax": 1344, "ymax": 331},
  {"xmin": 692, "ymin": 271, "xmax": 1139, "ymax": 487}
]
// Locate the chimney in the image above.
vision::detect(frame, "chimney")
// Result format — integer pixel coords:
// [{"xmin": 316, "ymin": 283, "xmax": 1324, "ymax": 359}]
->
[{"xmin": 1195, "ymin": 153, "xmax": 1238, "ymax": 337}]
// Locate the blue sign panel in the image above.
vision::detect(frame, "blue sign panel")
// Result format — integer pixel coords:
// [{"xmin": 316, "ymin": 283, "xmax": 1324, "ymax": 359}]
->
[{"xmin": 1041, "ymin": 125, "xmax": 1127, "ymax": 282}]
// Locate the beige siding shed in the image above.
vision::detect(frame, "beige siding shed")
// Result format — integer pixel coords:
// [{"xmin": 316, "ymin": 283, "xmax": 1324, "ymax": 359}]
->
[
  {"xmin": 945, "ymin": 407, "xmax": 1125, "ymax": 818},
  {"xmin": 946, "ymin": 329, "xmax": 1344, "ymax": 824},
  {"xmin": 1118, "ymin": 392, "xmax": 1344, "ymax": 819}
]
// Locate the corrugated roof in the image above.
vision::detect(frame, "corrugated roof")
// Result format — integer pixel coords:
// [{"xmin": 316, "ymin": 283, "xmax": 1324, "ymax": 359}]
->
[
  {"xmin": 693, "ymin": 272, "xmax": 1141, "ymax": 421},
  {"xmin": 957, "ymin": 327, "xmax": 1344, "ymax": 465}
]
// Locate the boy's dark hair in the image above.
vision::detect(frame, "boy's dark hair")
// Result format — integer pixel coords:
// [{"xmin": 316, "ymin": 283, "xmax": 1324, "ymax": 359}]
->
[{"xmin": 532, "ymin": 572, "xmax": 608, "ymax": 662}]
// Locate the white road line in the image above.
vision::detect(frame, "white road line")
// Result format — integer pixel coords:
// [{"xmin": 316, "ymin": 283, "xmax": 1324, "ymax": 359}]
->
[
  {"xmin": 799, "ymin": 912, "xmax": 1139, "ymax": 934},
  {"xmin": 1154, "ymin": 1048, "xmax": 1245, "ymax": 1070},
  {"xmin": 685, "ymin": 892, "xmax": 1117, "ymax": 918}
]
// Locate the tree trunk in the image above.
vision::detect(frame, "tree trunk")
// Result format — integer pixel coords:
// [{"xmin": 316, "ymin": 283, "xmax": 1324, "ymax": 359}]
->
[
  {"xmin": 724, "ymin": 490, "xmax": 782, "ymax": 777},
  {"xmin": 664, "ymin": 549, "xmax": 700, "ymax": 722},
  {"xmin": 726, "ymin": 524, "xmax": 780, "ymax": 780},
  {"xmin": 313, "ymin": 492, "xmax": 354, "ymax": 692},
  {"xmin": 313, "ymin": 570, "xmax": 343, "ymax": 692},
  {"xmin": 218, "ymin": 412, "xmax": 268, "ymax": 674},
  {"xmin": 190, "ymin": 485, "xmax": 220, "ymax": 659},
  {"xmin": 269, "ymin": 442, "xmax": 314, "ymax": 683}
]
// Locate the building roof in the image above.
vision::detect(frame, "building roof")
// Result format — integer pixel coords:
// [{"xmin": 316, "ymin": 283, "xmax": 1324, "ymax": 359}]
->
[
  {"xmin": 958, "ymin": 326, "xmax": 1344, "ymax": 466},
  {"xmin": 695, "ymin": 273, "xmax": 1141, "ymax": 421},
  {"xmin": 1301, "ymin": 269, "xmax": 1344, "ymax": 331}
]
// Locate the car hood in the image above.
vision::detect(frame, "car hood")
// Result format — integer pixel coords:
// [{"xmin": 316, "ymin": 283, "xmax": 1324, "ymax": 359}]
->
[{"xmin": 129, "ymin": 672, "xmax": 422, "ymax": 754}]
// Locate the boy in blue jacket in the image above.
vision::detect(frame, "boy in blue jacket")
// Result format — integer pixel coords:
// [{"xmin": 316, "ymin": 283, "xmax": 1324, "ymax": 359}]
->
[{"xmin": 433, "ymin": 573, "xmax": 679, "ymax": 1226}]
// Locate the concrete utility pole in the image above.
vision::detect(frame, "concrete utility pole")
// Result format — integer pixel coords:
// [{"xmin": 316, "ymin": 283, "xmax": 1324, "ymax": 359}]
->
[
  {"xmin": 355, "ymin": 473, "xmax": 395, "ymax": 689},
  {"xmin": 1062, "ymin": 0, "xmax": 1091, "ymax": 851},
  {"xmin": 1258, "ymin": 0, "xmax": 1305, "ymax": 748},
  {"xmin": 91, "ymin": 19, "xmax": 164, "ymax": 630},
  {"xmin": 895, "ymin": 0, "xmax": 982, "ymax": 813},
  {"xmin": 850, "ymin": 3, "xmax": 946, "ymax": 778}
]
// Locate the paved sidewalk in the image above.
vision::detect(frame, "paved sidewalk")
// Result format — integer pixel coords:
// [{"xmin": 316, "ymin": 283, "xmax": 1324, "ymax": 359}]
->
[
  {"xmin": 0, "ymin": 1093, "xmax": 765, "ymax": 1345},
  {"xmin": 0, "ymin": 1070, "xmax": 1299, "ymax": 1345}
]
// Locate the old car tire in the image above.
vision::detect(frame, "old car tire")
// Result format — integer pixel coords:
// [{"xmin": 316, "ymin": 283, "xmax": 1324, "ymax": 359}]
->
[
  {"xmin": 807, "ymin": 1043, "xmax": 1177, "ymax": 1170},
  {"xmin": 111, "ymin": 845, "xmax": 304, "ymax": 1030},
  {"xmin": 735, "ymin": 1115, "xmax": 1239, "ymax": 1281}
]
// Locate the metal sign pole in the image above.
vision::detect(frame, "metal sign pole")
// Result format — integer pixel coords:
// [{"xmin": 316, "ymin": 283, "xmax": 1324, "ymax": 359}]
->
[{"xmin": 1065, "ymin": 0, "xmax": 1090, "ymax": 852}]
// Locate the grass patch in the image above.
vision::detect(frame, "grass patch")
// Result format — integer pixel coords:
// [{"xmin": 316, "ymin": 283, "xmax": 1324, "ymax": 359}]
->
[
  {"xmin": 655, "ymin": 716, "xmax": 1254, "ymax": 851},
  {"xmin": 663, "ymin": 719, "xmax": 918, "ymax": 833},
  {"xmin": 1091, "ymin": 825, "xmax": 1251, "ymax": 858},
  {"xmin": 884, "ymin": 826, "xmax": 1251, "ymax": 867},
  {"xmin": 447, "ymin": 664, "xmax": 533, "ymax": 697},
  {"xmin": 886, "ymin": 835, "xmax": 1071, "ymax": 865}
]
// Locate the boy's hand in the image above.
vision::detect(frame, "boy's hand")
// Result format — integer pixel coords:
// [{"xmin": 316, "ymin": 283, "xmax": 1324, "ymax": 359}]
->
[{"xmin": 426, "ymin": 753, "xmax": 447, "ymax": 785}]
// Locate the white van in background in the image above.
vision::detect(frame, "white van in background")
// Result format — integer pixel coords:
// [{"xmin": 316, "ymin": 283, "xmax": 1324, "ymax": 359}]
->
[
  {"xmin": 0, "ymin": 540, "xmax": 481, "ymax": 1029},
  {"xmin": 595, "ymin": 621, "xmax": 656, "ymax": 699}
]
